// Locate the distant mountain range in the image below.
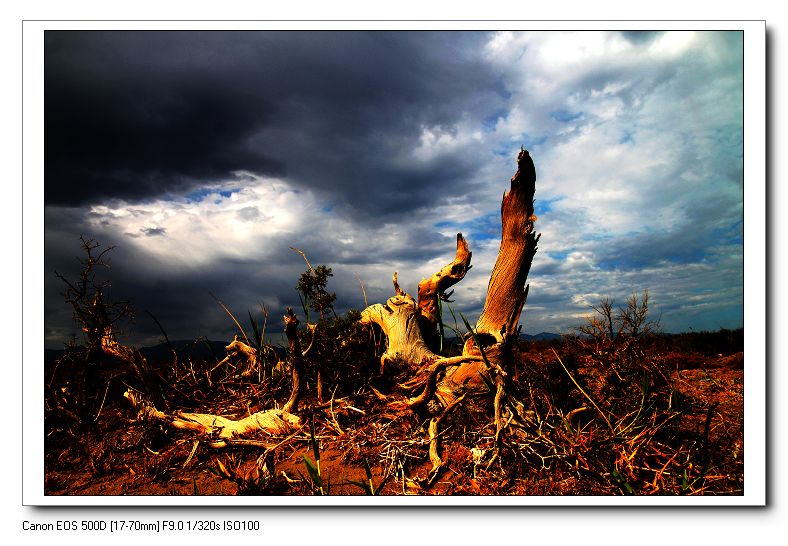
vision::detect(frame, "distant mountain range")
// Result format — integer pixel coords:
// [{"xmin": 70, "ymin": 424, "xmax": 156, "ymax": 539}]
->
[
  {"xmin": 521, "ymin": 332, "xmax": 564, "ymax": 341},
  {"xmin": 44, "ymin": 339, "xmax": 234, "ymax": 365},
  {"xmin": 43, "ymin": 332, "xmax": 564, "ymax": 365}
]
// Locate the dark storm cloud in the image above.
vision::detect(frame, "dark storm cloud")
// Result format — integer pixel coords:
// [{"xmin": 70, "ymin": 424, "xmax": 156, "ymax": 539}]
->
[
  {"xmin": 42, "ymin": 30, "xmax": 746, "ymax": 348},
  {"xmin": 45, "ymin": 31, "xmax": 502, "ymax": 220},
  {"xmin": 43, "ymin": 202, "xmax": 459, "ymax": 347},
  {"xmin": 45, "ymin": 222, "xmax": 303, "ymax": 346},
  {"xmin": 620, "ymin": 31, "xmax": 664, "ymax": 45},
  {"xmin": 140, "ymin": 227, "xmax": 166, "ymax": 237}
]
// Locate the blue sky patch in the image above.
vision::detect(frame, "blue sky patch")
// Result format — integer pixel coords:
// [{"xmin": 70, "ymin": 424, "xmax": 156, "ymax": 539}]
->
[
  {"xmin": 547, "ymin": 250, "xmax": 569, "ymax": 261},
  {"xmin": 482, "ymin": 109, "xmax": 508, "ymax": 132},
  {"xmin": 550, "ymin": 109, "xmax": 583, "ymax": 123},
  {"xmin": 711, "ymin": 220, "xmax": 743, "ymax": 246},
  {"xmin": 185, "ymin": 187, "xmax": 238, "ymax": 203},
  {"xmin": 534, "ymin": 197, "xmax": 563, "ymax": 216},
  {"xmin": 439, "ymin": 213, "xmax": 502, "ymax": 243}
]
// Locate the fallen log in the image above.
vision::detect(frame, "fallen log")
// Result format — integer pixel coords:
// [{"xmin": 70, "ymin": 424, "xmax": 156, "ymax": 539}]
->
[{"xmin": 123, "ymin": 388, "xmax": 300, "ymax": 448}]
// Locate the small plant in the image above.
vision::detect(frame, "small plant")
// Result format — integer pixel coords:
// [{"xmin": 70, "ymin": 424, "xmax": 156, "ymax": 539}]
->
[
  {"xmin": 302, "ymin": 414, "xmax": 325, "ymax": 495},
  {"xmin": 246, "ymin": 305, "xmax": 275, "ymax": 379},
  {"xmin": 459, "ymin": 312, "xmax": 492, "ymax": 369},
  {"xmin": 209, "ymin": 453, "xmax": 275, "ymax": 495},
  {"xmin": 347, "ymin": 451, "xmax": 391, "ymax": 495},
  {"xmin": 295, "ymin": 260, "xmax": 337, "ymax": 322}
]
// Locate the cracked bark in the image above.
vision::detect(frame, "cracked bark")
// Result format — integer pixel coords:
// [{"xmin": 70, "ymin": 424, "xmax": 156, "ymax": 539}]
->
[{"xmin": 360, "ymin": 149, "xmax": 539, "ymax": 406}]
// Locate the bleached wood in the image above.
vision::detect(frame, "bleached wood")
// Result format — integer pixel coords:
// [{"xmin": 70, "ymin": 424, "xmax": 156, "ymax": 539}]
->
[
  {"xmin": 474, "ymin": 148, "xmax": 539, "ymax": 342},
  {"xmin": 416, "ymin": 233, "xmax": 472, "ymax": 327},
  {"xmin": 359, "ymin": 287, "xmax": 437, "ymax": 373},
  {"xmin": 359, "ymin": 149, "xmax": 539, "ymax": 404},
  {"xmin": 124, "ymin": 389, "xmax": 300, "ymax": 446}
]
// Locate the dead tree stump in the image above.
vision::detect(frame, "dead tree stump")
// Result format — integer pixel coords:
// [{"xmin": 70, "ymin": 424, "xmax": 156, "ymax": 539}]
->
[{"xmin": 360, "ymin": 148, "xmax": 539, "ymax": 407}]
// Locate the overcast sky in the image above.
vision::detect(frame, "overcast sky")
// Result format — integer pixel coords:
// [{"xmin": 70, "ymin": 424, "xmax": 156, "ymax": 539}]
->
[{"xmin": 43, "ymin": 30, "xmax": 744, "ymax": 348}]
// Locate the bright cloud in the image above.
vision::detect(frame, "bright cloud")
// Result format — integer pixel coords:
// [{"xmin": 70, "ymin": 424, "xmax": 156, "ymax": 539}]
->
[{"xmin": 44, "ymin": 31, "xmax": 744, "ymax": 347}]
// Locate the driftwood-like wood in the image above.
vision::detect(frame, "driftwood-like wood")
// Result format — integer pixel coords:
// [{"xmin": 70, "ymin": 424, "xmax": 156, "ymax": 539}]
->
[
  {"xmin": 120, "ymin": 308, "xmax": 317, "ymax": 446},
  {"xmin": 221, "ymin": 336, "xmax": 260, "ymax": 377},
  {"xmin": 360, "ymin": 272, "xmax": 484, "ymax": 406},
  {"xmin": 282, "ymin": 308, "xmax": 305, "ymax": 413},
  {"xmin": 123, "ymin": 388, "xmax": 300, "ymax": 447},
  {"xmin": 360, "ymin": 273, "xmax": 437, "ymax": 374},
  {"xmin": 417, "ymin": 233, "xmax": 471, "ymax": 329},
  {"xmin": 474, "ymin": 148, "xmax": 539, "ymax": 344},
  {"xmin": 360, "ymin": 149, "xmax": 539, "ymax": 406}
]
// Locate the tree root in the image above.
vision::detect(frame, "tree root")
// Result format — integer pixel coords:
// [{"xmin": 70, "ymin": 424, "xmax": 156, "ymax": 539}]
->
[
  {"xmin": 401, "ymin": 355, "xmax": 483, "ymax": 410},
  {"xmin": 123, "ymin": 388, "xmax": 300, "ymax": 447},
  {"xmin": 416, "ymin": 393, "xmax": 466, "ymax": 488}
]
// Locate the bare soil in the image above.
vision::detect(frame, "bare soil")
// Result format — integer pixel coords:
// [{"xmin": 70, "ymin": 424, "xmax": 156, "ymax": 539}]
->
[{"xmin": 44, "ymin": 344, "xmax": 744, "ymax": 497}]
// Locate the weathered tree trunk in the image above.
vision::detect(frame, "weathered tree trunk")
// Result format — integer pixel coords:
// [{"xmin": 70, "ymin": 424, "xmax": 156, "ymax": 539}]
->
[
  {"xmin": 282, "ymin": 308, "xmax": 305, "ymax": 413},
  {"xmin": 417, "ymin": 234, "xmax": 472, "ymax": 332},
  {"xmin": 360, "ymin": 149, "xmax": 539, "ymax": 407},
  {"xmin": 360, "ymin": 273, "xmax": 436, "ymax": 374},
  {"xmin": 441, "ymin": 148, "xmax": 539, "ymax": 400},
  {"xmin": 360, "ymin": 270, "xmax": 484, "ymax": 409},
  {"xmin": 474, "ymin": 148, "xmax": 538, "ymax": 342},
  {"xmin": 359, "ymin": 233, "xmax": 472, "ymax": 373}
]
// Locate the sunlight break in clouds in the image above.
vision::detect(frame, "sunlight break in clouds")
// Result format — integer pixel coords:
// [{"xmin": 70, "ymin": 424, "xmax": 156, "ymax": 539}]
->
[
  {"xmin": 85, "ymin": 176, "xmax": 308, "ymax": 267},
  {"xmin": 44, "ymin": 31, "xmax": 743, "ymax": 346},
  {"xmin": 476, "ymin": 30, "xmax": 743, "ymax": 333}
]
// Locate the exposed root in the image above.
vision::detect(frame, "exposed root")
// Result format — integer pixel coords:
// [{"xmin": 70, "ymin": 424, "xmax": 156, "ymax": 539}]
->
[
  {"xmin": 402, "ymin": 355, "xmax": 483, "ymax": 410},
  {"xmin": 123, "ymin": 388, "xmax": 301, "ymax": 446},
  {"xmin": 416, "ymin": 393, "xmax": 467, "ymax": 488},
  {"xmin": 486, "ymin": 375, "xmax": 507, "ymax": 469}
]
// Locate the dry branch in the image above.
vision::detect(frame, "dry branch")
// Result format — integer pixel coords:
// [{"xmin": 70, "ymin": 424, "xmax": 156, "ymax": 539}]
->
[
  {"xmin": 417, "ymin": 233, "xmax": 472, "ymax": 328},
  {"xmin": 474, "ymin": 147, "xmax": 539, "ymax": 344},
  {"xmin": 418, "ymin": 393, "xmax": 466, "ymax": 488},
  {"xmin": 282, "ymin": 308, "xmax": 306, "ymax": 413},
  {"xmin": 123, "ymin": 389, "xmax": 300, "ymax": 447}
]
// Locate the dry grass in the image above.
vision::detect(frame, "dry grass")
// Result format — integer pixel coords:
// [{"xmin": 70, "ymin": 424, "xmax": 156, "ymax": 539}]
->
[{"xmin": 44, "ymin": 322, "xmax": 743, "ymax": 497}]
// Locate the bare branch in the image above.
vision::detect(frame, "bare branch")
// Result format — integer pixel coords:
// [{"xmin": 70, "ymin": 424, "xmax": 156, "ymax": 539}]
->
[
  {"xmin": 290, "ymin": 246, "xmax": 315, "ymax": 275},
  {"xmin": 417, "ymin": 233, "xmax": 472, "ymax": 327}
]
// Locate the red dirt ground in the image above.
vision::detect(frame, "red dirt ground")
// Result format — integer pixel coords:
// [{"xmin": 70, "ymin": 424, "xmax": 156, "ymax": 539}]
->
[{"xmin": 44, "ymin": 348, "xmax": 744, "ymax": 497}]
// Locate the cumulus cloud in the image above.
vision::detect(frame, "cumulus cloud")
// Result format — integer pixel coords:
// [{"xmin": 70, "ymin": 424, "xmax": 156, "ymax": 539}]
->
[{"xmin": 44, "ymin": 30, "xmax": 743, "ymax": 347}]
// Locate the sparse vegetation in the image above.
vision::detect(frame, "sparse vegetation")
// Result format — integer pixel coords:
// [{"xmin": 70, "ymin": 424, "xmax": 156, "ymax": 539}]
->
[
  {"xmin": 44, "ymin": 150, "xmax": 743, "ymax": 496},
  {"xmin": 45, "ymin": 247, "xmax": 743, "ymax": 496}
]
